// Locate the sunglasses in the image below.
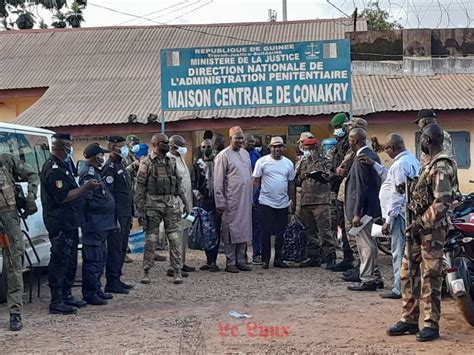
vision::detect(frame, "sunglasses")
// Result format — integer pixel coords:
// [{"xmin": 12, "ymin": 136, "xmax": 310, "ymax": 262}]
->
[{"xmin": 201, "ymin": 145, "xmax": 212, "ymax": 149}]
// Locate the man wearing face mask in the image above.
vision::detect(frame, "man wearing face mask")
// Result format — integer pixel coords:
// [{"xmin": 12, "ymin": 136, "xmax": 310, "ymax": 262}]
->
[
  {"xmin": 41, "ymin": 133, "xmax": 100, "ymax": 314},
  {"xmin": 79, "ymin": 144, "xmax": 115, "ymax": 305},
  {"xmin": 102, "ymin": 136, "xmax": 134, "ymax": 294},
  {"xmin": 192, "ymin": 139, "xmax": 221, "ymax": 271},
  {"xmin": 136, "ymin": 133, "xmax": 189, "ymax": 284},
  {"xmin": 295, "ymin": 137, "xmax": 335, "ymax": 268},
  {"xmin": 167, "ymin": 135, "xmax": 195, "ymax": 274}
]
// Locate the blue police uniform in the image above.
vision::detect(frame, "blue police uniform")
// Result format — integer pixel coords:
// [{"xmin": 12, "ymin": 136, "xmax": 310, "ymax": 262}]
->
[
  {"xmin": 79, "ymin": 163, "xmax": 116, "ymax": 302},
  {"xmin": 40, "ymin": 154, "xmax": 85, "ymax": 310},
  {"xmin": 101, "ymin": 155, "xmax": 133, "ymax": 291}
]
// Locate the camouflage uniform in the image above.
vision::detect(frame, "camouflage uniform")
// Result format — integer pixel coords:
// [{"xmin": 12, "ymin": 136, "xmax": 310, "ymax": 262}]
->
[
  {"xmin": 401, "ymin": 152, "xmax": 458, "ymax": 329},
  {"xmin": 0, "ymin": 153, "xmax": 38, "ymax": 315},
  {"xmin": 296, "ymin": 153, "xmax": 335, "ymax": 259},
  {"xmin": 135, "ymin": 152, "xmax": 186, "ymax": 272}
]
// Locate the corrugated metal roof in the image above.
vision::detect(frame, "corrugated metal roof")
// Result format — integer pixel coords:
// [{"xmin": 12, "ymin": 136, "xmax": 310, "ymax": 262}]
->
[{"xmin": 5, "ymin": 20, "xmax": 472, "ymax": 128}]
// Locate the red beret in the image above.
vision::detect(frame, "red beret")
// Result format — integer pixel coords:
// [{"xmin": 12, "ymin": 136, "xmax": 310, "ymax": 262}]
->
[{"xmin": 303, "ymin": 137, "xmax": 319, "ymax": 145}]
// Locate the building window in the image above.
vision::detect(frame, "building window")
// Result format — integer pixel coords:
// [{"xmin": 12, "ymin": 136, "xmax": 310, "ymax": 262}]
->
[{"xmin": 415, "ymin": 131, "xmax": 470, "ymax": 168}]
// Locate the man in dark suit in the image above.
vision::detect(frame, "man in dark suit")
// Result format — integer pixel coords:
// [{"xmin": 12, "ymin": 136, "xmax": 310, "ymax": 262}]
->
[{"xmin": 344, "ymin": 128, "xmax": 383, "ymax": 291}]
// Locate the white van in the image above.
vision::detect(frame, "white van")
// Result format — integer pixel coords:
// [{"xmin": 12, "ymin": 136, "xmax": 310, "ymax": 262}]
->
[{"xmin": 0, "ymin": 122, "xmax": 55, "ymax": 302}]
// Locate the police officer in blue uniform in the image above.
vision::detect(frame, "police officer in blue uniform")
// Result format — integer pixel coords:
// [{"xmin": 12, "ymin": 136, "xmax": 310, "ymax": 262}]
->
[
  {"xmin": 102, "ymin": 136, "xmax": 134, "ymax": 294},
  {"xmin": 40, "ymin": 133, "xmax": 100, "ymax": 314},
  {"xmin": 79, "ymin": 143, "xmax": 116, "ymax": 305}
]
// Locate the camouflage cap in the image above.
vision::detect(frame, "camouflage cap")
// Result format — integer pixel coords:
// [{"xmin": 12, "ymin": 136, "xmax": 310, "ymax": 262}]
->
[
  {"xmin": 344, "ymin": 117, "xmax": 368, "ymax": 129},
  {"xmin": 297, "ymin": 131, "xmax": 314, "ymax": 143}
]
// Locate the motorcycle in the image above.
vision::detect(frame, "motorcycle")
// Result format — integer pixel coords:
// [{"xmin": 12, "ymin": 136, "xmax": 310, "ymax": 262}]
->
[{"xmin": 443, "ymin": 190, "xmax": 474, "ymax": 326}]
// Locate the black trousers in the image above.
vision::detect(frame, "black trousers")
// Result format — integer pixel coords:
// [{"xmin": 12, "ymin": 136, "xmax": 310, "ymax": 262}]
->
[
  {"xmin": 48, "ymin": 229, "xmax": 79, "ymax": 291},
  {"xmin": 82, "ymin": 232, "xmax": 108, "ymax": 299},
  {"xmin": 106, "ymin": 216, "xmax": 131, "ymax": 282},
  {"xmin": 260, "ymin": 204, "xmax": 288, "ymax": 264},
  {"xmin": 199, "ymin": 200, "xmax": 222, "ymax": 265}
]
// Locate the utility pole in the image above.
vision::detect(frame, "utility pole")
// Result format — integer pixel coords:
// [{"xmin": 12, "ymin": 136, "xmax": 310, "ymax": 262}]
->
[{"xmin": 282, "ymin": 0, "xmax": 287, "ymax": 21}]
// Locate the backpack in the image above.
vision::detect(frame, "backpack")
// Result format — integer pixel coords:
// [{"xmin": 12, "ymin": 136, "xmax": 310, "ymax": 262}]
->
[{"xmin": 283, "ymin": 215, "xmax": 307, "ymax": 262}]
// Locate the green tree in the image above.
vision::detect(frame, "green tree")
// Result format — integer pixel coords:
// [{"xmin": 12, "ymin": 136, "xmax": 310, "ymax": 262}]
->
[
  {"xmin": 65, "ymin": 0, "xmax": 84, "ymax": 28},
  {"xmin": 360, "ymin": 2, "xmax": 403, "ymax": 31}
]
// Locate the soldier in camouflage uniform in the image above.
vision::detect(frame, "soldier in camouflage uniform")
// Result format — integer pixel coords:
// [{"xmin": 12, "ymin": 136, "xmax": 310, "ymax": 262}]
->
[
  {"xmin": 413, "ymin": 109, "xmax": 454, "ymax": 166},
  {"xmin": 0, "ymin": 153, "xmax": 38, "ymax": 331},
  {"xmin": 387, "ymin": 123, "xmax": 458, "ymax": 342},
  {"xmin": 135, "ymin": 133, "xmax": 188, "ymax": 285},
  {"xmin": 295, "ymin": 137, "xmax": 335, "ymax": 268}
]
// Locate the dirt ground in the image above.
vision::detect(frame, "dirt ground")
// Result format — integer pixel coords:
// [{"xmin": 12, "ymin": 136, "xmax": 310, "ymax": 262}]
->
[{"xmin": 1, "ymin": 250, "xmax": 473, "ymax": 354}]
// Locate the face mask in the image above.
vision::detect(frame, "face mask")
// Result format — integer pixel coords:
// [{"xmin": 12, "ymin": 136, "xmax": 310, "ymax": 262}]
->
[
  {"xmin": 177, "ymin": 146, "xmax": 188, "ymax": 156},
  {"xmin": 64, "ymin": 146, "xmax": 74, "ymax": 160},
  {"xmin": 131, "ymin": 144, "xmax": 140, "ymax": 153},
  {"xmin": 302, "ymin": 149, "xmax": 311, "ymax": 158},
  {"xmin": 334, "ymin": 128, "xmax": 345, "ymax": 138},
  {"xmin": 255, "ymin": 146, "xmax": 262, "ymax": 152},
  {"xmin": 97, "ymin": 156, "xmax": 105, "ymax": 166},
  {"xmin": 119, "ymin": 146, "xmax": 129, "ymax": 158}
]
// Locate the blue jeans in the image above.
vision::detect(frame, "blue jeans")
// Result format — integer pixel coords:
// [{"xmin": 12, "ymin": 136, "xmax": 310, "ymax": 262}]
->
[
  {"xmin": 390, "ymin": 216, "xmax": 406, "ymax": 295},
  {"xmin": 252, "ymin": 204, "xmax": 262, "ymax": 257}
]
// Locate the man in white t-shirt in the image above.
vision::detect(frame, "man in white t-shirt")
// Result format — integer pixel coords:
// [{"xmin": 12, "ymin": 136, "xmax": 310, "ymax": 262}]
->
[{"xmin": 252, "ymin": 136, "xmax": 296, "ymax": 269}]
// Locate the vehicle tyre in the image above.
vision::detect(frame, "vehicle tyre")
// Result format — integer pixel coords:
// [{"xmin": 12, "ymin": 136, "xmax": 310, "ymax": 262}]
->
[
  {"xmin": 0, "ymin": 271, "xmax": 7, "ymax": 304},
  {"xmin": 376, "ymin": 237, "xmax": 392, "ymax": 255},
  {"xmin": 457, "ymin": 294, "xmax": 474, "ymax": 326}
]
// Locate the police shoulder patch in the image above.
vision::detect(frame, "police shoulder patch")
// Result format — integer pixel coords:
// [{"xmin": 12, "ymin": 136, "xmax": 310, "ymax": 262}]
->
[
  {"xmin": 88, "ymin": 167, "xmax": 95, "ymax": 176},
  {"xmin": 106, "ymin": 176, "xmax": 114, "ymax": 184},
  {"xmin": 55, "ymin": 180, "xmax": 63, "ymax": 188}
]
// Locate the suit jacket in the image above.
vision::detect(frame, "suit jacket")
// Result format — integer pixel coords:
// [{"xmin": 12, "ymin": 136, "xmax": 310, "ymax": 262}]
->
[{"xmin": 345, "ymin": 147, "xmax": 382, "ymax": 220}]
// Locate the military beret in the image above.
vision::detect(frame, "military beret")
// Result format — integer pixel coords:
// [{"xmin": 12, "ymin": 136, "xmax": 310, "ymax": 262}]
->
[
  {"xmin": 52, "ymin": 133, "xmax": 72, "ymax": 141},
  {"xmin": 83, "ymin": 143, "xmax": 110, "ymax": 159},
  {"xmin": 126, "ymin": 134, "xmax": 140, "ymax": 143},
  {"xmin": 414, "ymin": 109, "xmax": 436, "ymax": 124},
  {"xmin": 108, "ymin": 135, "xmax": 126, "ymax": 143},
  {"xmin": 303, "ymin": 137, "xmax": 319, "ymax": 145},
  {"xmin": 330, "ymin": 113, "xmax": 348, "ymax": 128}
]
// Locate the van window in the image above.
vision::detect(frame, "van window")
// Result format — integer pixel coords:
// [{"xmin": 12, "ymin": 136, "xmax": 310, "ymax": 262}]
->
[{"xmin": 0, "ymin": 131, "xmax": 50, "ymax": 176}]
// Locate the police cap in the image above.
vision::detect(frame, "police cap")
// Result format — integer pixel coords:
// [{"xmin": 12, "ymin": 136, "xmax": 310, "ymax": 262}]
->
[
  {"xmin": 83, "ymin": 143, "xmax": 110, "ymax": 159},
  {"xmin": 414, "ymin": 109, "xmax": 436, "ymax": 124},
  {"xmin": 52, "ymin": 133, "xmax": 72, "ymax": 141},
  {"xmin": 126, "ymin": 134, "xmax": 140, "ymax": 143},
  {"xmin": 108, "ymin": 135, "xmax": 126, "ymax": 143}
]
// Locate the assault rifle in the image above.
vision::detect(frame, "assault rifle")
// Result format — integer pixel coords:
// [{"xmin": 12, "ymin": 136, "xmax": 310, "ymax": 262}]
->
[{"xmin": 404, "ymin": 177, "xmax": 416, "ymax": 294}]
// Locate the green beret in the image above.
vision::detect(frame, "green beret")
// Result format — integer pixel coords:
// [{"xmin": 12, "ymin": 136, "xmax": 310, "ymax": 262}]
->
[
  {"xmin": 331, "ymin": 113, "xmax": 348, "ymax": 128},
  {"xmin": 126, "ymin": 134, "xmax": 140, "ymax": 143}
]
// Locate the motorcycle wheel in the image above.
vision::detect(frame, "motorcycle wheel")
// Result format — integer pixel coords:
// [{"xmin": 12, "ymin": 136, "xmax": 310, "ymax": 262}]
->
[
  {"xmin": 376, "ymin": 237, "xmax": 392, "ymax": 255},
  {"xmin": 457, "ymin": 294, "xmax": 474, "ymax": 326}
]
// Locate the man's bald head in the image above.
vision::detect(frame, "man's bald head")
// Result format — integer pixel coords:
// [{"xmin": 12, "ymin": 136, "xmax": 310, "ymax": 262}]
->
[
  {"xmin": 151, "ymin": 133, "xmax": 168, "ymax": 145},
  {"xmin": 422, "ymin": 123, "xmax": 444, "ymax": 146},
  {"xmin": 387, "ymin": 133, "xmax": 405, "ymax": 151},
  {"xmin": 348, "ymin": 128, "xmax": 367, "ymax": 153},
  {"xmin": 151, "ymin": 133, "xmax": 169, "ymax": 155},
  {"xmin": 244, "ymin": 133, "xmax": 256, "ymax": 151},
  {"xmin": 169, "ymin": 135, "xmax": 186, "ymax": 147}
]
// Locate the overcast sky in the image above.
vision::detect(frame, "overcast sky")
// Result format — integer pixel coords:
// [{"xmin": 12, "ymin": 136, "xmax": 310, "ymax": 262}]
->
[{"xmin": 12, "ymin": 0, "xmax": 474, "ymax": 29}]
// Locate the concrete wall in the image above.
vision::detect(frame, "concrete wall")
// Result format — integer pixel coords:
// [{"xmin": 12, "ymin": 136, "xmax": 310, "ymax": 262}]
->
[{"xmin": 0, "ymin": 96, "xmax": 41, "ymax": 123}]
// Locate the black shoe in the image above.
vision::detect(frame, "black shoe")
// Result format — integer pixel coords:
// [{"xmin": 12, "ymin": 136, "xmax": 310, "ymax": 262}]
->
[
  {"xmin": 262, "ymin": 262, "xmax": 269, "ymax": 270},
  {"xmin": 343, "ymin": 268, "xmax": 359, "ymax": 277},
  {"xmin": 105, "ymin": 283, "xmax": 129, "ymax": 295},
  {"xmin": 299, "ymin": 257, "xmax": 321, "ymax": 268},
  {"xmin": 347, "ymin": 282, "xmax": 376, "ymax": 291},
  {"xmin": 376, "ymin": 280, "xmax": 384, "ymax": 289},
  {"xmin": 166, "ymin": 269, "xmax": 189, "ymax": 277},
  {"xmin": 49, "ymin": 303, "xmax": 78, "ymax": 315},
  {"xmin": 182, "ymin": 264, "xmax": 196, "ymax": 272},
  {"xmin": 119, "ymin": 280, "xmax": 134, "ymax": 289},
  {"xmin": 329, "ymin": 260, "xmax": 354, "ymax": 272},
  {"xmin": 387, "ymin": 321, "xmax": 419, "ymax": 336},
  {"xmin": 209, "ymin": 263, "xmax": 220, "ymax": 272},
  {"xmin": 200, "ymin": 264, "xmax": 210, "ymax": 271},
  {"xmin": 9, "ymin": 314, "xmax": 22, "ymax": 331},
  {"xmin": 236, "ymin": 263, "xmax": 252, "ymax": 271},
  {"xmin": 225, "ymin": 265, "xmax": 239, "ymax": 273},
  {"xmin": 63, "ymin": 295, "xmax": 87, "ymax": 308},
  {"xmin": 85, "ymin": 296, "xmax": 108, "ymax": 306},
  {"xmin": 325, "ymin": 258, "xmax": 336, "ymax": 270},
  {"xmin": 274, "ymin": 261, "xmax": 289, "ymax": 268},
  {"xmin": 380, "ymin": 291, "xmax": 401, "ymax": 299},
  {"xmin": 97, "ymin": 290, "xmax": 113, "ymax": 300},
  {"xmin": 416, "ymin": 327, "xmax": 440, "ymax": 342},
  {"xmin": 342, "ymin": 273, "xmax": 361, "ymax": 282}
]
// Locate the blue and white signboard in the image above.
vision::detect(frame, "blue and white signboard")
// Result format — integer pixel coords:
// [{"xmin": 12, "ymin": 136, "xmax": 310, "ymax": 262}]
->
[{"xmin": 160, "ymin": 40, "xmax": 352, "ymax": 111}]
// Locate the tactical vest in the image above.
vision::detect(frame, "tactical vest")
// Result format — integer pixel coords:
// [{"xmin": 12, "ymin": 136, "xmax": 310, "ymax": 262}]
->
[
  {"xmin": 147, "ymin": 157, "xmax": 179, "ymax": 196},
  {"xmin": 407, "ymin": 153, "xmax": 457, "ymax": 216},
  {"xmin": 0, "ymin": 159, "xmax": 16, "ymax": 209}
]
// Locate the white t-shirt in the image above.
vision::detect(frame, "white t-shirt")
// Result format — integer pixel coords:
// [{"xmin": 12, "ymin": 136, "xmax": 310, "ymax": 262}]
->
[{"xmin": 253, "ymin": 155, "xmax": 295, "ymax": 209}]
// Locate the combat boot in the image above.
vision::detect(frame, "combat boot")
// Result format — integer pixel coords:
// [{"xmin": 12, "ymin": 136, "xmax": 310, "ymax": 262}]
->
[
  {"xmin": 9, "ymin": 313, "xmax": 22, "ymax": 331},
  {"xmin": 299, "ymin": 257, "xmax": 321, "ymax": 268},
  {"xmin": 49, "ymin": 288, "xmax": 77, "ymax": 315},
  {"xmin": 329, "ymin": 250, "xmax": 355, "ymax": 272},
  {"xmin": 141, "ymin": 270, "xmax": 151, "ymax": 284},
  {"xmin": 62, "ymin": 288, "xmax": 87, "ymax": 308},
  {"xmin": 105, "ymin": 279, "xmax": 129, "ymax": 294},
  {"xmin": 84, "ymin": 295, "xmax": 108, "ymax": 306},
  {"xmin": 324, "ymin": 253, "xmax": 337, "ymax": 270},
  {"xmin": 173, "ymin": 269, "xmax": 183, "ymax": 284}
]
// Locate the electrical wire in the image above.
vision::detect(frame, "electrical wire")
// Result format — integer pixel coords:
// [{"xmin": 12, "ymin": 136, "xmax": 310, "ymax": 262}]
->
[
  {"xmin": 115, "ymin": 0, "xmax": 193, "ymax": 26},
  {"xmin": 133, "ymin": 0, "xmax": 206, "ymax": 26}
]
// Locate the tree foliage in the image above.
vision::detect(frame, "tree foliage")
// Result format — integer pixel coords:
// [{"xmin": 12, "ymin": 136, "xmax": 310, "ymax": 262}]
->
[
  {"xmin": 1, "ymin": 0, "xmax": 87, "ymax": 30},
  {"xmin": 360, "ymin": 2, "xmax": 403, "ymax": 31}
]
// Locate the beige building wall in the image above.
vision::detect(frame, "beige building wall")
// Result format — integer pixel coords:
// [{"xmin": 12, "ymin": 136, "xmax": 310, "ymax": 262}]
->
[{"xmin": 0, "ymin": 97, "xmax": 41, "ymax": 123}]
